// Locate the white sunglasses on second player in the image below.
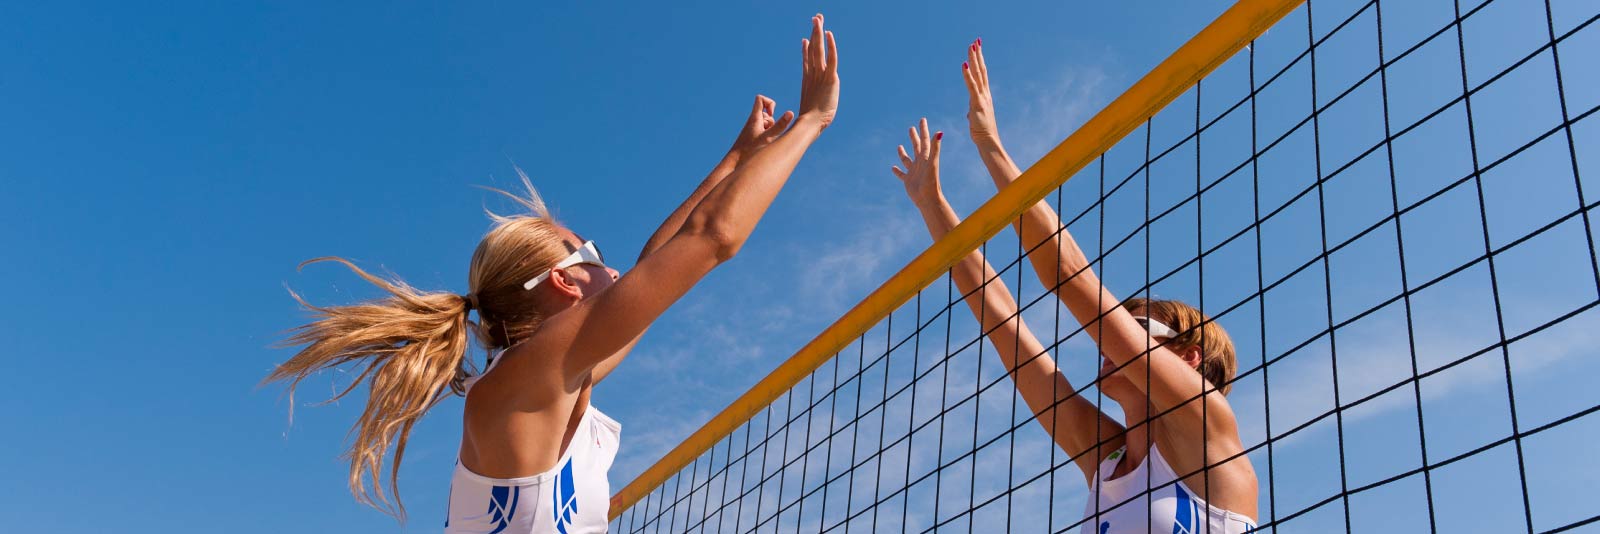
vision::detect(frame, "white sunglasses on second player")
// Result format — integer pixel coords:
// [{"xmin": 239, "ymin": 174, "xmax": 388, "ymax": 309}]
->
[
  {"xmin": 522, "ymin": 240, "xmax": 607, "ymax": 290},
  {"xmin": 1133, "ymin": 315, "xmax": 1180, "ymax": 339}
]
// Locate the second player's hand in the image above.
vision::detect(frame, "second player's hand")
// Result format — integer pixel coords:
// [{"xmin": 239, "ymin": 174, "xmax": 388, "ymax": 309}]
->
[
  {"xmin": 963, "ymin": 39, "xmax": 1000, "ymax": 145},
  {"xmin": 890, "ymin": 118, "xmax": 943, "ymax": 207}
]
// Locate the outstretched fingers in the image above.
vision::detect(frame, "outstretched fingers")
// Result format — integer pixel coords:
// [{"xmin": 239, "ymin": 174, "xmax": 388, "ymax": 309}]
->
[
  {"xmin": 751, "ymin": 95, "xmax": 775, "ymax": 125},
  {"xmin": 771, "ymin": 110, "xmax": 794, "ymax": 132},
  {"xmin": 963, "ymin": 59, "xmax": 979, "ymax": 98},
  {"xmin": 758, "ymin": 110, "xmax": 795, "ymax": 143},
  {"xmin": 802, "ymin": 38, "xmax": 812, "ymax": 77},
  {"xmin": 810, "ymin": 15, "xmax": 825, "ymax": 73},
  {"xmin": 973, "ymin": 39, "xmax": 989, "ymax": 89},
  {"xmin": 918, "ymin": 118, "xmax": 932, "ymax": 157},
  {"xmin": 967, "ymin": 42, "xmax": 979, "ymax": 80},
  {"xmin": 891, "ymin": 119, "xmax": 944, "ymax": 204},
  {"xmin": 825, "ymin": 29, "xmax": 838, "ymax": 75},
  {"xmin": 965, "ymin": 43, "xmax": 987, "ymax": 103},
  {"xmin": 794, "ymin": 13, "xmax": 840, "ymax": 127}
]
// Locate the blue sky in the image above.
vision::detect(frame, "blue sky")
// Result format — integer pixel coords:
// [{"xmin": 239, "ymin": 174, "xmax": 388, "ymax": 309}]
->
[{"xmin": 2, "ymin": 0, "xmax": 1596, "ymax": 533}]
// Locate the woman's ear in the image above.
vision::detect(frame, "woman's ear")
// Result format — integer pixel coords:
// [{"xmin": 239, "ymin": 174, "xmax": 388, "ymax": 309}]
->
[
  {"xmin": 1177, "ymin": 344, "xmax": 1204, "ymax": 369},
  {"xmin": 547, "ymin": 268, "xmax": 585, "ymax": 301}
]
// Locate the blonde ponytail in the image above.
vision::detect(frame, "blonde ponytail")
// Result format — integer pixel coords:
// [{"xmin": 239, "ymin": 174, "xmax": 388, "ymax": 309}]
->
[
  {"xmin": 271, "ymin": 172, "xmax": 573, "ymax": 520},
  {"xmin": 268, "ymin": 257, "xmax": 475, "ymax": 520}
]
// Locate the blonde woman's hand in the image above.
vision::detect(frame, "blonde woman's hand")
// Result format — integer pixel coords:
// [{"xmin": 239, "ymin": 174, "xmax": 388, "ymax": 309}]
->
[
  {"xmin": 730, "ymin": 95, "xmax": 795, "ymax": 157},
  {"xmin": 891, "ymin": 118, "xmax": 943, "ymax": 207},
  {"xmin": 797, "ymin": 14, "xmax": 840, "ymax": 129}
]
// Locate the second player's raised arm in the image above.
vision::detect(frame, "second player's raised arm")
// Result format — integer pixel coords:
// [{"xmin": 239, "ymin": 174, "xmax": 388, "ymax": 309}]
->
[
  {"xmin": 893, "ymin": 119, "xmax": 1119, "ymax": 481},
  {"xmin": 961, "ymin": 43, "xmax": 1239, "ymax": 444},
  {"xmin": 962, "ymin": 41, "xmax": 1092, "ymax": 320}
]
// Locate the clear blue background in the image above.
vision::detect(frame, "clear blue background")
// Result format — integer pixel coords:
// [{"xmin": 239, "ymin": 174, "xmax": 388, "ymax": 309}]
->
[{"xmin": 2, "ymin": 0, "xmax": 1596, "ymax": 532}]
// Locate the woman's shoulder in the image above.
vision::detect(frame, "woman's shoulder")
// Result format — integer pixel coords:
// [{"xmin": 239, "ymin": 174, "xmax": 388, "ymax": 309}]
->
[
  {"xmin": 466, "ymin": 345, "xmax": 569, "ymax": 407},
  {"xmin": 1151, "ymin": 430, "xmax": 1258, "ymax": 514}
]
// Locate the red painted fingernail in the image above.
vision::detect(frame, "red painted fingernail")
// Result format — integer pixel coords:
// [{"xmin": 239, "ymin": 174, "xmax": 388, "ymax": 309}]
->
[
  {"xmin": 962, "ymin": 62, "xmax": 968, "ymax": 69},
  {"xmin": 935, "ymin": 132, "xmax": 944, "ymax": 140},
  {"xmin": 977, "ymin": 37, "xmax": 983, "ymax": 46}
]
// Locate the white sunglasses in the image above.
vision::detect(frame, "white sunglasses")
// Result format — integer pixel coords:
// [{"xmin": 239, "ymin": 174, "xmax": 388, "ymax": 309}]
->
[
  {"xmin": 522, "ymin": 240, "xmax": 608, "ymax": 290},
  {"xmin": 1134, "ymin": 316, "xmax": 1180, "ymax": 339}
]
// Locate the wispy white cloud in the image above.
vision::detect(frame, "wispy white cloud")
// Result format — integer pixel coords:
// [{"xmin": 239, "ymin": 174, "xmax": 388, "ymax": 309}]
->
[{"xmin": 796, "ymin": 204, "xmax": 923, "ymax": 314}]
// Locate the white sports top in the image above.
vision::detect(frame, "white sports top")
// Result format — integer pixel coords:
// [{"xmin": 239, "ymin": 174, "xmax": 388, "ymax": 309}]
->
[
  {"xmin": 445, "ymin": 354, "xmax": 622, "ymax": 534},
  {"xmin": 1082, "ymin": 445, "xmax": 1257, "ymax": 534}
]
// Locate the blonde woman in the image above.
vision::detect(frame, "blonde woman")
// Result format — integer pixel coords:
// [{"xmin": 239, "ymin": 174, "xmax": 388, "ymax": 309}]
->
[
  {"xmin": 884, "ymin": 41, "xmax": 1257, "ymax": 534},
  {"xmin": 267, "ymin": 15, "xmax": 840, "ymax": 532}
]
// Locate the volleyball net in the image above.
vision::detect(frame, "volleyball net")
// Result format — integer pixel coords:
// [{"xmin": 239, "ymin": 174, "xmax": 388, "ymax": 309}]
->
[{"xmin": 610, "ymin": 0, "xmax": 1600, "ymax": 531}]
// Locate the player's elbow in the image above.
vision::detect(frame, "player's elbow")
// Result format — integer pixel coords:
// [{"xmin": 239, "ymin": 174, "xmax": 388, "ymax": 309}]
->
[{"xmin": 680, "ymin": 216, "xmax": 744, "ymax": 263}]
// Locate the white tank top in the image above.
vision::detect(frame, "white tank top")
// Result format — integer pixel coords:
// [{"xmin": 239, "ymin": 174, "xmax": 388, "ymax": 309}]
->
[
  {"xmin": 445, "ymin": 354, "xmax": 622, "ymax": 534},
  {"xmin": 1082, "ymin": 445, "xmax": 1257, "ymax": 534}
]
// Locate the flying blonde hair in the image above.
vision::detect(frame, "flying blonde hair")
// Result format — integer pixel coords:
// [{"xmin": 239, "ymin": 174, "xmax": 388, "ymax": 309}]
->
[{"xmin": 267, "ymin": 170, "xmax": 572, "ymax": 520}]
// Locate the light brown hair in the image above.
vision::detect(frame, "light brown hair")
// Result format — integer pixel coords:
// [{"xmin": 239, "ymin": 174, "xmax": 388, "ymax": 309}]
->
[
  {"xmin": 265, "ymin": 173, "xmax": 571, "ymax": 519},
  {"xmin": 1123, "ymin": 297, "xmax": 1238, "ymax": 395}
]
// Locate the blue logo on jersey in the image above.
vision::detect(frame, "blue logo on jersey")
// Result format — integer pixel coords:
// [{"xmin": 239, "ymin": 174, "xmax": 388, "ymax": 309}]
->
[
  {"xmin": 486, "ymin": 485, "xmax": 521, "ymax": 534},
  {"xmin": 552, "ymin": 458, "xmax": 579, "ymax": 534},
  {"xmin": 1173, "ymin": 484, "xmax": 1198, "ymax": 534}
]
